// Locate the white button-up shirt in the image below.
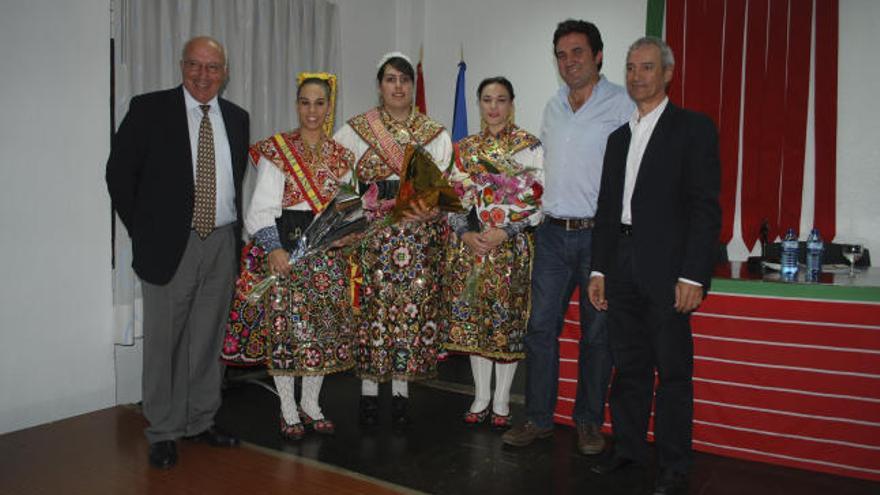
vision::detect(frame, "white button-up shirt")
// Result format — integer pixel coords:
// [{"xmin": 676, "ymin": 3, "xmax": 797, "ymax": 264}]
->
[
  {"xmin": 183, "ymin": 88, "xmax": 236, "ymax": 227},
  {"xmin": 621, "ymin": 97, "xmax": 668, "ymax": 225}
]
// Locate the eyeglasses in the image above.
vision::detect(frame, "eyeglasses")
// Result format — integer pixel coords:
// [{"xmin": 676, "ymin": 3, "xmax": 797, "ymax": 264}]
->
[{"xmin": 182, "ymin": 60, "xmax": 225, "ymax": 75}]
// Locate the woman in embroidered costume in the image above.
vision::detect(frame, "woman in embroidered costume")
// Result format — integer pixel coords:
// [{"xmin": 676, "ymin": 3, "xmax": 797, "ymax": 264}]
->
[
  {"xmin": 333, "ymin": 52, "xmax": 452, "ymax": 426},
  {"xmin": 443, "ymin": 77, "xmax": 544, "ymax": 428},
  {"xmin": 221, "ymin": 74, "xmax": 356, "ymax": 440}
]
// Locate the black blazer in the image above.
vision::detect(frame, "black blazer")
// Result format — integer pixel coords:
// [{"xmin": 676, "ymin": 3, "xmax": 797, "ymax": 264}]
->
[
  {"xmin": 106, "ymin": 86, "xmax": 249, "ymax": 285},
  {"xmin": 592, "ymin": 102, "xmax": 721, "ymax": 301}
]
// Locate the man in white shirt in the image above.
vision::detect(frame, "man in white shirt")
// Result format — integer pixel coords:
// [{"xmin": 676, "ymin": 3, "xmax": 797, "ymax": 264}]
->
[
  {"xmin": 106, "ymin": 36, "xmax": 250, "ymax": 469},
  {"xmin": 587, "ymin": 37, "xmax": 721, "ymax": 495},
  {"xmin": 502, "ymin": 19, "xmax": 633, "ymax": 454}
]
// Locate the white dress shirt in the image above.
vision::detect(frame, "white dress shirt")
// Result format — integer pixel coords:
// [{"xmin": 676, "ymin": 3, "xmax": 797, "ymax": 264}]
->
[
  {"xmin": 621, "ymin": 97, "xmax": 668, "ymax": 225},
  {"xmin": 183, "ymin": 88, "xmax": 236, "ymax": 227}
]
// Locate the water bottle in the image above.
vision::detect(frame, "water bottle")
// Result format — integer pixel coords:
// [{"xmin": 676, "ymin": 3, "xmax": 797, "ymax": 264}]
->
[
  {"xmin": 781, "ymin": 228, "xmax": 799, "ymax": 279},
  {"xmin": 806, "ymin": 228, "xmax": 824, "ymax": 282}
]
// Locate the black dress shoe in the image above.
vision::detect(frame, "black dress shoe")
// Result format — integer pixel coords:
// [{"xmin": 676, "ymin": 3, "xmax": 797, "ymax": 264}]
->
[
  {"xmin": 148, "ymin": 440, "xmax": 177, "ymax": 469},
  {"xmin": 590, "ymin": 454, "xmax": 641, "ymax": 475},
  {"xmin": 359, "ymin": 395, "xmax": 379, "ymax": 427},
  {"xmin": 184, "ymin": 426, "xmax": 240, "ymax": 447},
  {"xmin": 653, "ymin": 470, "xmax": 689, "ymax": 495},
  {"xmin": 391, "ymin": 395, "xmax": 412, "ymax": 426}
]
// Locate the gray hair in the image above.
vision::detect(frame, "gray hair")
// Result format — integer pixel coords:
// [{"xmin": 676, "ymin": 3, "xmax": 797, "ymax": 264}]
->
[{"xmin": 627, "ymin": 36, "xmax": 675, "ymax": 68}]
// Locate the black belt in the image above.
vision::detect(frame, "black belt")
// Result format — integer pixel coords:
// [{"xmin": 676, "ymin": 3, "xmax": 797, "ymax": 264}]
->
[
  {"xmin": 620, "ymin": 224, "xmax": 633, "ymax": 236},
  {"xmin": 545, "ymin": 215, "xmax": 594, "ymax": 231}
]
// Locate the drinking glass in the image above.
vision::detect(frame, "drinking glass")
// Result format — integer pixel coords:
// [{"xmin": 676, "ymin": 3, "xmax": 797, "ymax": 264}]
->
[{"xmin": 843, "ymin": 244, "xmax": 863, "ymax": 277}]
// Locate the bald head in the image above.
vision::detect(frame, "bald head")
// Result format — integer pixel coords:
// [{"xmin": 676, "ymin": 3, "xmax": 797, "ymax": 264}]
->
[
  {"xmin": 180, "ymin": 36, "xmax": 228, "ymax": 104},
  {"xmin": 182, "ymin": 36, "xmax": 226, "ymax": 66}
]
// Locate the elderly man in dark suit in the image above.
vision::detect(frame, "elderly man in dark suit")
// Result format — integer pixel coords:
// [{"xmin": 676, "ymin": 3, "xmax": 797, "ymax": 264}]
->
[
  {"xmin": 587, "ymin": 37, "xmax": 721, "ymax": 495},
  {"xmin": 106, "ymin": 36, "xmax": 249, "ymax": 469}
]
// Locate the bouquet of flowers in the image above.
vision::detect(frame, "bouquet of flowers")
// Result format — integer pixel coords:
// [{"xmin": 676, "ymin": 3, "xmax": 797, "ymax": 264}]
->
[
  {"xmin": 468, "ymin": 156, "xmax": 542, "ymax": 227},
  {"xmin": 245, "ymin": 185, "xmax": 368, "ymax": 303},
  {"xmin": 450, "ymin": 154, "xmax": 543, "ymax": 303},
  {"xmin": 389, "ymin": 144, "xmax": 464, "ymax": 222}
]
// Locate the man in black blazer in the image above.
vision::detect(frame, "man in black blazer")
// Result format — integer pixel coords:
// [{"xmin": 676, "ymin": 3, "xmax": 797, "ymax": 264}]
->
[
  {"xmin": 587, "ymin": 37, "xmax": 721, "ymax": 494},
  {"xmin": 106, "ymin": 36, "xmax": 249, "ymax": 469}
]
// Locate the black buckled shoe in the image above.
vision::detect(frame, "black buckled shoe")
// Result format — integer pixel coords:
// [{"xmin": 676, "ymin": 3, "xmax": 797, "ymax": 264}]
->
[
  {"xmin": 148, "ymin": 440, "xmax": 177, "ymax": 469},
  {"xmin": 391, "ymin": 395, "xmax": 412, "ymax": 426},
  {"xmin": 359, "ymin": 395, "xmax": 379, "ymax": 427}
]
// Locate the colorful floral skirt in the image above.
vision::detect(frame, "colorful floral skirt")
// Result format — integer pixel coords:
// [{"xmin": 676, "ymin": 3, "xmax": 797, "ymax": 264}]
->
[
  {"xmin": 441, "ymin": 231, "xmax": 533, "ymax": 361},
  {"xmin": 221, "ymin": 242, "xmax": 355, "ymax": 376},
  {"xmin": 354, "ymin": 219, "xmax": 445, "ymax": 382}
]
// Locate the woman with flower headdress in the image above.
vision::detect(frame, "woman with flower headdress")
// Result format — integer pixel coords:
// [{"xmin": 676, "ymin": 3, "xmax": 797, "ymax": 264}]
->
[
  {"xmin": 221, "ymin": 73, "xmax": 356, "ymax": 440},
  {"xmin": 333, "ymin": 52, "xmax": 452, "ymax": 427},
  {"xmin": 443, "ymin": 76, "xmax": 544, "ymax": 428}
]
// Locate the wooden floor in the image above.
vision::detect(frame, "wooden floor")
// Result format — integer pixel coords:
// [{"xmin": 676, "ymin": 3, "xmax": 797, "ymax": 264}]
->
[
  {"xmin": 0, "ymin": 405, "xmax": 416, "ymax": 495},
  {"xmin": 4, "ymin": 367, "xmax": 879, "ymax": 495}
]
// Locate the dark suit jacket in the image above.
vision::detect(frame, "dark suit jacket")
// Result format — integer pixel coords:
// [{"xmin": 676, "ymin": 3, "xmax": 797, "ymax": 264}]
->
[
  {"xmin": 106, "ymin": 86, "xmax": 249, "ymax": 285},
  {"xmin": 592, "ymin": 102, "xmax": 721, "ymax": 302}
]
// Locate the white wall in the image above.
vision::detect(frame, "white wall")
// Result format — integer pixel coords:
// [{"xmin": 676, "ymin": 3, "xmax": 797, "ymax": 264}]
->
[
  {"xmin": 837, "ymin": 0, "xmax": 880, "ymax": 253},
  {"xmin": 0, "ymin": 0, "xmax": 114, "ymax": 433},
  {"xmin": 333, "ymin": 0, "xmax": 426, "ymax": 123},
  {"xmin": 422, "ymin": 0, "xmax": 645, "ymax": 136},
  {"xmin": 333, "ymin": 0, "xmax": 396, "ymax": 122}
]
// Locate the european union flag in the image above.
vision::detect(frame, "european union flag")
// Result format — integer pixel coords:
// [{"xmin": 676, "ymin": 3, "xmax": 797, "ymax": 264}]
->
[{"xmin": 452, "ymin": 60, "xmax": 468, "ymax": 142}]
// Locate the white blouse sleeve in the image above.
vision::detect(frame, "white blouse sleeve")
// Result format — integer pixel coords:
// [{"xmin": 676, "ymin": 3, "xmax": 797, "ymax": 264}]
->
[
  {"xmin": 424, "ymin": 130, "xmax": 453, "ymax": 171},
  {"xmin": 244, "ymin": 157, "xmax": 285, "ymax": 236},
  {"xmin": 333, "ymin": 124, "xmax": 369, "ymax": 163}
]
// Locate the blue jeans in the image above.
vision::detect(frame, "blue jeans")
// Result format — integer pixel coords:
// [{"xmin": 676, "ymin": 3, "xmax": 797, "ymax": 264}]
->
[{"xmin": 524, "ymin": 221, "xmax": 613, "ymax": 429}]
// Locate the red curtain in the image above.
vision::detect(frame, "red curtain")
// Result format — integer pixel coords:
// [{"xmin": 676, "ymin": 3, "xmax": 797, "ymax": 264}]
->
[
  {"xmin": 665, "ymin": 0, "xmax": 837, "ymax": 250},
  {"xmin": 718, "ymin": 1, "xmax": 746, "ymax": 245},
  {"xmin": 779, "ymin": 1, "xmax": 813, "ymax": 234},
  {"xmin": 665, "ymin": 0, "xmax": 685, "ymax": 101},
  {"xmin": 739, "ymin": 0, "xmax": 770, "ymax": 249},
  {"xmin": 814, "ymin": 0, "xmax": 838, "ymax": 241},
  {"xmin": 753, "ymin": 0, "xmax": 788, "ymax": 242}
]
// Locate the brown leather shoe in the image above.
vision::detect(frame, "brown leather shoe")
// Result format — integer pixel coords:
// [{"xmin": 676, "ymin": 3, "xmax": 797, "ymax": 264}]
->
[
  {"xmin": 576, "ymin": 422, "xmax": 606, "ymax": 455},
  {"xmin": 501, "ymin": 421, "xmax": 554, "ymax": 447}
]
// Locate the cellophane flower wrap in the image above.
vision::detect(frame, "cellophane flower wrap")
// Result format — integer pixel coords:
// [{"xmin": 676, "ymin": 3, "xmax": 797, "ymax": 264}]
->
[{"xmin": 245, "ymin": 184, "xmax": 368, "ymax": 303}]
